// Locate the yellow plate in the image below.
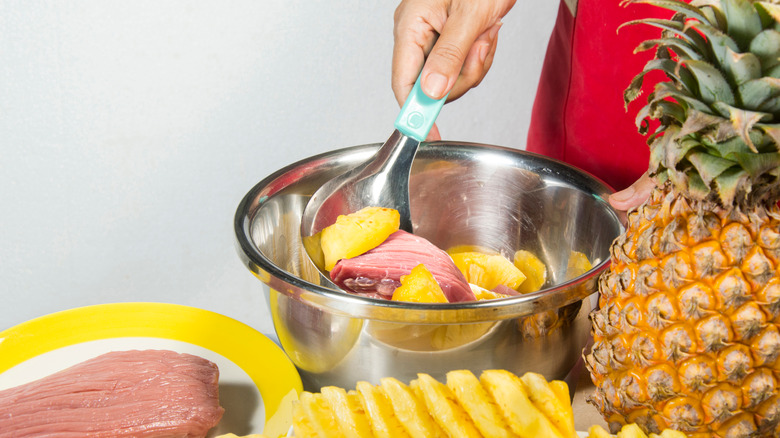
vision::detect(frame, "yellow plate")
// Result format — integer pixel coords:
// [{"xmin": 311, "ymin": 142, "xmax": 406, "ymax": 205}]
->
[{"xmin": 0, "ymin": 302, "xmax": 302, "ymax": 436}]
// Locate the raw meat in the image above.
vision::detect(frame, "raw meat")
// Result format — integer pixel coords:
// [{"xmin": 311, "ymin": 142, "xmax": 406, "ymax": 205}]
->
[
  {"xmin": 330, "ymin": 230, "xmax": 476, "ymax": 302},
  {"xmin": 491, "ymin": 284, "xmax": 521, "ymax": 296},
  {"xmin": 0, "ymin": 349, "xmax": 224, "ymax": 437}
]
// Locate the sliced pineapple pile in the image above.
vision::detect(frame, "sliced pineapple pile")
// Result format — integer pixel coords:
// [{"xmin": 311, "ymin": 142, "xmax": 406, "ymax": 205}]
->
[{"xmin": 292, "ymin": 369, "xmax": 577, "ymax": 438}]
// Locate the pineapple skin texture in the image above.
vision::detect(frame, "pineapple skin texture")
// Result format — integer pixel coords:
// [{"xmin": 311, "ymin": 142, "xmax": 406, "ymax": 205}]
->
[{"xmin": 586, "ymin": 185, "xmax": 780, "ymax": 437}]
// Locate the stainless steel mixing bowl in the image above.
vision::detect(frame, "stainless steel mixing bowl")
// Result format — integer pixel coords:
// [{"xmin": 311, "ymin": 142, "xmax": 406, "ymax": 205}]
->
[{"xmin": 234, "ymin": 141, "xmax": 622, "ymax": 391}]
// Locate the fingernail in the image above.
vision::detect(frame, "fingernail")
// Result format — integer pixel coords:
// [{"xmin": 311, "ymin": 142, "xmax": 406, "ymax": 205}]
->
[
  {"xmin": 489, "ymin": 22, "xmax": 503, "ymax": 40},
  {"xmin": 423, "ymin": 73, "xmax": 448, "ymax": 99},
  {"xmin": 478, "ymin": 42, "xmax": 489, "ymax": 63}
]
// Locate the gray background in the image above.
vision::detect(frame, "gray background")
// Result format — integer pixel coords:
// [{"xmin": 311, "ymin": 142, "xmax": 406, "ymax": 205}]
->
[{"xmin": 1, "ymin": 1, "xmax": 558, "ymax": 334}]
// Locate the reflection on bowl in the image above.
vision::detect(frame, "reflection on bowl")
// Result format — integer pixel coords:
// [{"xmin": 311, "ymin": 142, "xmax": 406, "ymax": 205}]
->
[{"xmin": 235, "ymin": 141, "xmax": 621, "ymax": 391}]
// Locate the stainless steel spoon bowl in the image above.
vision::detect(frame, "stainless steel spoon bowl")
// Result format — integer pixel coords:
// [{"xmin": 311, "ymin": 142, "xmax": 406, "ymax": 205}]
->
[
  {"xmin": 300, "ymin": 130, "xmax": 421, "ymax": 236},
  {"xmin": 300, "ymin": 76, "xmax": 446, "ymax": 275}
]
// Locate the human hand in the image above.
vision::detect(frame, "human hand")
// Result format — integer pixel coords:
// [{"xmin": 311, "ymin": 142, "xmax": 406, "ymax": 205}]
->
[
  {"xmin": 392, "ymin": 0, "xmax": 516, "ymax": 113},
  {"xmin": 608, "ymin": 172, "xmax": 655, "ymax": 213}
]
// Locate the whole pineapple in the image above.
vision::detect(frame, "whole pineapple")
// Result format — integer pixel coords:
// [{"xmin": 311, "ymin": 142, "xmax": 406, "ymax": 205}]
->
[{"xmin": 585, "ymin": 0, "xmax": 780, "ymax": 436}]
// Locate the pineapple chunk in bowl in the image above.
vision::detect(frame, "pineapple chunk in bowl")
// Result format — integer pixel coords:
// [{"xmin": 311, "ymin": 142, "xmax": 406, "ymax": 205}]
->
[{"xmin": 234, "ymin": 141, "xmax": 622, "ymax": 391}]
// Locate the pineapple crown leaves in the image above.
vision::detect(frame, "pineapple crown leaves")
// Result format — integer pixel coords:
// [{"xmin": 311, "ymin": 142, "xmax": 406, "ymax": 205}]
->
[{"xmin": 621, "ymin": 0, "xmax": 780, "ymax": 207}]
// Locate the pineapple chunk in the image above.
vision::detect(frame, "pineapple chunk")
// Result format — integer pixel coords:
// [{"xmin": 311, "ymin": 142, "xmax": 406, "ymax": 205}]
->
[
  {"xmin": 320, "ymin": 206, "xmax": 400, "ymax": 271},
  {"xmin": 450, "ymin": 251, "xmax": 527, "ymax": 291},
  {"xmin": 356, "ymin": 381, "xmax": 411, "ymax": 438},
  {"xmin": 513, "ymin": 249, "xmax": 548, "ymax": 293},
  {"xmin": 480, "ymin": 369, "xmax": 564, "ymax": 438},
  {"xmin": 587, "ymin": 425, "xmax": 613, "ymax": 438},
  {"xmin": 471, "ymin": 284, "xmax": 513, "ymax": 301},
  {"xmin": 565, "ymin": 250, "xmax": 592, "ymax": 280},
  {"xmin": 294, "ymin": 391, "xmax": 340, "ymax": 438},
  {"xmin": 617, "ymin": 423, "xmax": 648, "ymax": 438},
  {"xmin": 414, "ymin": 373, "xmax": 483, "ymax": 438},
  {"xmin": 519, "ymin": 372, "xmax": 576, "ymax": 438},
  {"xmin": 445, "ymin": 370, "xmax": 515, "ymax": 438},
  {"xmin": 392, "ymin": 264, "xmax": 448, "ymax": 303},
  {"xmin": 380, "ymin": 377, "xmax": 444, "ymax": 438},
  {"xmin": 320, "ymin": 386, "xmax": 373, "ymax": 438},
  {"xmin": 548, "ymin": 380, "xmax": 573, "ymax": 421},
  {"xmin": 430, "ymin": 323, "xmax": 495, "ymax": 350},
  {"xmin": 588, "ymin": 423, "xmax": 689, "ymax": 438}
]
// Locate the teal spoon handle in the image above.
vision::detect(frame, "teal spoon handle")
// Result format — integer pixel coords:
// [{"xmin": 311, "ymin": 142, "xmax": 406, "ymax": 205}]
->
[{"xmin": 394, "ymin": 74, "xmax": 448, "ymax": 142}]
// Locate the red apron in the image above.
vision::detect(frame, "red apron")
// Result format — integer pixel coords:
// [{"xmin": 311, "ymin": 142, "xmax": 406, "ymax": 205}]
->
[{"xmin": 527, "ymin": 0, "xmax": 667, "ymax": 191}]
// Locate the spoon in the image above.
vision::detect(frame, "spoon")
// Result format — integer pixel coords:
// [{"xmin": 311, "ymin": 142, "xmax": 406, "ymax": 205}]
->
[{"xmin": 301, "ymin": 75, "xmax": 447, "ymax": 274}]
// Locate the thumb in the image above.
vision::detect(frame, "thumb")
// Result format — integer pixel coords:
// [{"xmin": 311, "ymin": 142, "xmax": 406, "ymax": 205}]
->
[
  {"xmin": 420, "ymin": 13, "xmax": 485, "ymax": 99},
  {"xmin": 609, "ymin": 173, "xmax": 655, "ymax": 212}
]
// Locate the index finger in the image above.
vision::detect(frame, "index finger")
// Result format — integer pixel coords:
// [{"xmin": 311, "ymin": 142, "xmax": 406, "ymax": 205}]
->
[
  {"xmin": 391, "ymin": 4, "xmax": 440, "ymax": 106},
  {"xmin": 419, "ymin": 6, "xmax": 490, "ymax": 99}
]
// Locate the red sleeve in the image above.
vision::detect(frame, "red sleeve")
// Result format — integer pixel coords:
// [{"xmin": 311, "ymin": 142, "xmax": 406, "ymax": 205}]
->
[{"xmin": 527, "ymin": 0, "xmax": 667, "ymax": 191}]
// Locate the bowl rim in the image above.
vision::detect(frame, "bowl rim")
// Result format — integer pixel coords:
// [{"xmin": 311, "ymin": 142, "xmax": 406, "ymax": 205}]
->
[{"xmin": 234, "ymin": 141, "xmax": 621, "ymax": 323}]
